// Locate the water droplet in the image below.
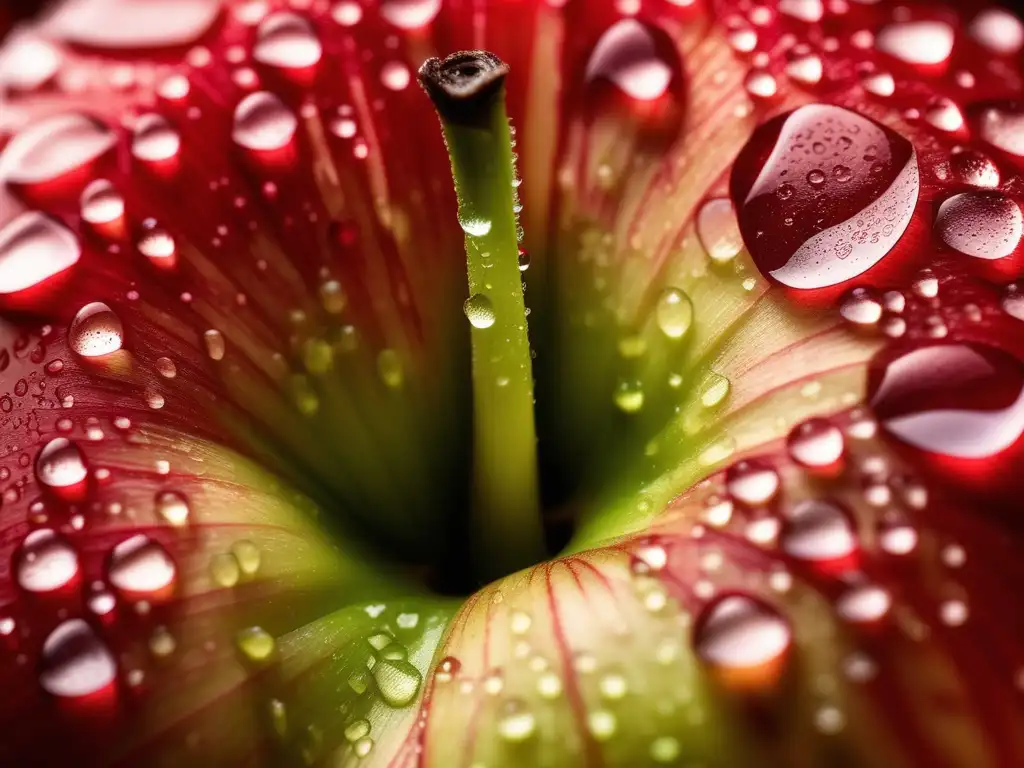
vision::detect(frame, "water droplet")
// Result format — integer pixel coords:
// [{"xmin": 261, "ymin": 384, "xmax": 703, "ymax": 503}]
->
[
  {"xmin": 379, "ymin": 0, "xmax": 441, "ymax": 29},
  {"xmin": 15, "ymin": 528, "xmax": 79, "ymax": 593},
  {"xmin": 585, "ymin": 18, "xmax": 678, "ymax": 101},
  {"xmin": 655, "ymin": 287, "xmax": 693, "ymax": 339},
  {"xmin": 80, "ymin": 179, "xmax": 124, "ymax": 225},
  {"xmin": 695, "ymin": 594, "xmax": 790, "ymax": 678},
  {"xmin": 697, "ymin": 198, "xmax": 743, "ymax": 265},
  {"xmin": 924, "ymin": 99, "xmax": 964, "ymax": 133},
  {"xmin": 950, "ymin": 149, "xmax": 1000, "ymax": 188},
  {"xmin": 876, "ymin": 20, "xmax": 954, "ymax": 67},
  {"xmin": 373, "ymin": 658, "xmax": 422, "ymax": 707},
  {"xmin": 787, "ymin": 418, "xmax": 844, "ymax": 467},
  {"xmin": 131, "ymin": 114, "xmax": 180, "ymax": 162},
  {"xmin": 236, "ymin": 626, "xmax": 276, "ymax": 663},
  {"xmin": 204, "ymin": 329, "xmax": 226, "ymax": 361},
  {"xmin": 107, "ymin": 534, "xmax": 176, "ymax": 597},
  {"xmin": 138, "ymin": 225, "xmax": 176, "ymax": 265},
  {"xmin": 39, "ymin": 619, "xmax": 116, "ymax": 698},
  {"xmin": 836, "ymin": 582, "xmax": 891, "ymax": 623},
  {"xmin": 69, "ymin": 302, "xmax": 123, "ymax": 357},
  {"xmin": 36, "ymin": 437, "xmax": 88, "ymax": 496},
  {"xmin": 155, "ymin": 490, "xmax": 190, "ymax": 527},
  {"xmin": 0, "ymin": 34, "xmax": 61, "ymax": 90},
  {"xmin": 786, "ymin": 53, "xmax": 822, "ymax": 86},
  {"xmin": 0, "ymin": 113, "xmax": 115, "ymax": 184},
  {"xmin": 614, "ymin": 379, "xmax": 644, "ymax": 413},
  {"xmin": 868, "ymin": 342, "xmax": 1024, "ymax": 461},
  {"xmin": 381, "ymin": 61, "xmax": 411, "ymax": 91},
  {"xmin": 332, "ymin": 2, "xmax": 363, "ymax": 26},
  {"xmin": 860, "ymin": 71, "xmax": 895, "ymax": 98},
  {"xmin": 232, "ymin": 91, "xmax": 297, "ymax": 151},
  {"xmin": 935, "ymin": 191, "xmax": 1021, "ymax": 260},
  {"xmin": 463, "ymin": 294, "xmax": 496, "ymax": 329},
  {"xmin": 939, "ymin": 599, "xmax": 968, "ymax": 626},
  {"xmin": 974, "ymin": 102, "xmax": 1024, "ymax": 160},
  {"xmin": 434, "ymin": 656, "xmax": 461, "ymax": 683},
  {"xmin": 650, "ymin": 736, "xmax": 681, "ymax": 764},
  {"xmin": 780, "ymin": 499, "xmax": 857, "ymax": 564},
  {"xmin": 587, "ymin": 710, "xmax": 617, "ymax": 740},
  {"xmin": 725, "ymin": 459, "xmax": 779, "ymax": 505},
  {"xmin": 458, "ymin": 212, "xmax": 492, "ymax": 237},
  {"xmin": 598, "ymin": 671, "xmax": 628, "ymax": 699},
  {"xmin": 745, "ymin": 69, "xmax": 777, "ymax": 99},
  {"xmin": 45, "ymin": 0, "xmax": 221, "ymax": 49},
  {"xmin": 498, "ymin": 699, "xmax": 536, "ymax": 742},
  {"xmin": 254, "ymin": 12, "xmax": 322, "ymax": 68},
  {"xmin": 210, "ymin": 552, "xmax": 241, "ymax": 587},
  {"xmin": 536, "ymin": 671, "xmax": 562, "ymax": 698},
  {"xmin": 969, "ymin": 8, "xmax": 1024, "ymax": 55},
  {"xmin": 700, "ymin": 373, "xmax": 730, "ymax": 408},
  {"xmin": 778, "ymin": 0, "xmax": 823, "ymax": 22},
  {"xmin": 878, "ymin": 517, "xmax": 918, "ymax": 555},
  {"xmin": 0, "ymin": 213, "xmax": 80, "ymax": 296},
  {"xmin": 731, "ymin": 104, "xmax": 918, "ymax": 289},
  {"xmin": 840, "ymin": 287, "xmax": 883, "ymax": 325},
  {"xmin": 1002, "ymin": 284, "xmax": 1024, "ymax": 321}
]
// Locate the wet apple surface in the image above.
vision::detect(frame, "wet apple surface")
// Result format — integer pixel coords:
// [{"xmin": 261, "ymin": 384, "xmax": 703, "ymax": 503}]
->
[{"xmin": 0, "ymin": 0, "xmax": 1023, "ymax": 766}]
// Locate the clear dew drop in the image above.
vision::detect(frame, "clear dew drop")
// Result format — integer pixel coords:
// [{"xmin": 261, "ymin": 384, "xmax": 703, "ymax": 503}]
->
[
  {"xmin": 138, "ymin": 225, "xmax": 176, "ymax": 264},
  {"xmin": 744, "ymin": 70, "xmax": 777, "ymax": 99},
  {"xmin": 232, "ymin": 540, "xmax": 262, "ymax": 576},
  {"xmin": 975, "ymin": 103, "xmax": 1024, "ymax": 159},
  {"xmin": 497, "ymin": 699, "xmax": 536, "ymax": 742},
  {"xmin": 839, "ymin": 287, "xmax": 883, "ymax": 326},
  {"xmin": 1002, "ymin": 283, "xmax": 1024, "ymax": 321},
  {"xmin": 149, "ymin": 625, "xmax": 177, "ymax": 658},
  {"xmin": 15, "ymin": 528, "xmax": 79, "ymax": 593},
  {"xmin": 0, "ymin": 213, "xmax": 81, "ymax": 296},
  {"xmin": 695, "ymin": 594, "xmax": 791, "ymax": 671},
  {"xmin": 725, "ymin": 459, "xmax": 779, "ymax": 506},
  {"xmin": 876, "ymin": 20, "xmax": 955, "ymax": 67},
  {"xmin": 860, "ymin": 71, "xmax": 895, "ymax": 98},
  {"xmin": 156, "ymin": 490, "xmax": 190, "ymax": 527},
  {"xmin": 332, "ymin": 1, "xmax": 363, "ymax": 26},
  {"xmin": 44, "ymin": 0, "xmax": 221, "ymax": 49},
  {"xmin": 787, "ymin": 418, "xmax": 844, "ymax": 467},
  {"xmin": 780, "ymin": 499, "xmax": 857, "ymax": 563},
  {"xmin": 696, "ymin": 198, "xmax": 743, "ymax": 265},
  {"xmin": 0, "ymin": 34, "xmax": 61, "ymax": 90},
  {"xmin": 69, "ymin": 302, "xmax": 123, "ymax": 357},
  {"xmin": 80, "ymin": 179, "xmax": 124, "ymax": 225},
  {"xmin": 39, "ymin": 619, "xmax": 117, "ymax": 699},
  {"xmin": 935, "ymin": 191, "xmax": 1022, "ymax": 260},
  {"xmin": 236, "ymin": 626, "xmax": 276, "ymax": 663},
  {"xmin": 210, "ymin": 552, "xmax": 241, "ymax": 587},
  {"xmin": 36, "ymin": 437, "xmax": 88, "ymax": 494},
  {"xmin": 464, "ymin": 294, "xmax": 496, "ymax": 329},
  {"xmin": 372, "ymin": 658, "xmax": 422, "ymax": 707},
  {"xmin": 131, "ymin": 114, "xmax": 181, "ymax": 162},
  {"xmin": 614, "ymin": 379, "xmax": 644, "ymax": 413},
  {"xmin": 254, "ymin": 12, "xmax": 322, "ymax": 69},
  {"xmin": 232, "ymin": 91, "xmax": 297, "ymax": 151},
  {"xmin": 786, "ymin": 53, "xmax": 823, "ymax": 86},
  {"xmin": 650, "ymin": 736, "xmax": 681, "ymax": 764},
  {"xmin": 950, "ymin": 149, "xmax": 1000, "ymax": 188},
  {"xmin": 380, "ymin": 61, "xmax": 411, "ymax": 91},
  {"xmin": 0, "ymin": 112, "xmax": 115, "ymax": 184},
  {"xmin": 585, "ymin": 18, "xmax": 676, "ymax": 101},
  {"xmin": 106, "ymin": 534, "xmax": 177, "ymax": 596},
  {"xmin": 379, "ymin": 0, "xmax": 442, "ymax": 30},
  {"xmin": 588, "ymin": 710, "xmax": 617, "ymax": 740},
  {"xmin": 458, "ymin": 212, "xmax": 492, "ymax": 237},
  {"xmin": 655, "ymin": 287, "xmax": 693, "ymax": 339}
]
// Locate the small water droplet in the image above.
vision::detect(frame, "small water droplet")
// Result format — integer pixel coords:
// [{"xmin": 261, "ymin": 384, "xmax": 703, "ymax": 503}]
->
[
  {"xmin": 36, "ymin": 437, "xmax": 88, "ymax": 497},
  {"xmin": 695, "ymin": 594, "xmax": 791, "ymax": 678},
  {"xmin": 379, "ymin": 0, "xmax": 441, "ymax": 29},
  {"xmin": 80, "ymin": 179, "xmax": 124, "ymax": 225},
  {"xmin": 0, "ymin": 213, "xmax": 80, "ymax": 297},
  {"xmin": 697, "ymin": 198, "xmax": 743, "ymax": 265},
  {"xmin": 935, "ymin": 191, "xmax": 1022, "ymax": 260},
  {"xmin": 15, "ymin": 528, "xmax": 79, "ymax": 593},
  {"xmin": 780, "ymin": 499, "xmax": 857, "ymax": 564},
  {"xmin": 614, "ymin": 379, "xmax": 644, "ymax": 413},
  {"xmin": 236, "ymin": 626, "xmax": 276, "ymax": 663},
  {"xmin": 107, "ymin": 534, "xmax": 176, "ymax": 597},
  {"xmin": 840, "ymin": 287, "xmax": 883, "ymax": 325},
  {"xmin": 787, "ymin": 418, "xmax": 844, "ymax": 468},
  {"xmin": 655, "ymin": 287, "xmax": 693, "ymax": 339},
  {"xmin": 203, "ymin": 329, "xmax": 226, "ymax": 361},
  {"xmin": 498, "ymin": 699, "xmax": 536, "ymax": 742},
  {"xmin": 836, "ymin": 582, "xmax": 891, "ymax": 623},
  {"xmin": 725, "ymin": 459, "xmax": 779, "ymax": 505},
  {"xmin": 131, "ymin": 114, "xmax": 180, "ymax": 162},
  {"xmin": 0, "ymin": 112, "xmax": 115, "ymax": 184},
  {"xmin": 876, "ymin": 20, "xmax": 954, "ymax": 67},
  {"xmin": 155, "ymin": 490, "xmax": 190, "ymax": 527},
  {"xmin": 210, "ymin": 552, "xmax": 241, "ymax": 587},
  {"xmin": 39, "ymin": 619, "xmax": 116, "ymax": 698},
  {"xmin": 373, "ymin": 658, "xmax": 422, "ymax": 707}
]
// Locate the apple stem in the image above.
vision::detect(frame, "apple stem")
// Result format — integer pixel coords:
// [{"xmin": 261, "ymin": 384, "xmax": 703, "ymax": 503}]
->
[{"xmin": 420, "ymin": 51, "xmax": 546, "ymax": 581}]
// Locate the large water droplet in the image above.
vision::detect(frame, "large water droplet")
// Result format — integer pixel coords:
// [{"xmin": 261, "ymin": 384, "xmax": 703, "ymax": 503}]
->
[
  {"xmin": 585, "ymin": 19, "xmax": 678, "ymax": 101},
  {"xmin": 780, "ymin": 499, "xmax": 857, "ymax": 563},
  {"xmin": 836, "ymin": 582, "xmax": 891, "ymax": 623},
  {"xmin": 15, "ymin": 528, "xmax": 79, "ymax": 593},
  {"xmin": 655, "ymin": 287, "xmax": 693, "ymax": 339},
  {"xmin": 935, "ymin": 191, "xmax": 1021, "ymax": 260},
  {"xmin": 36, "ymin": 437, "xmax": 88, "ymax": 496},
  {"xmin": 787, "ymin": 418, "xmax": 845, "ymax": 467},
  {"xmin": 254, "ymin": 12, "xmax": 322, "ymax": 69},
  {"xmin": 876, "ymin": 20, "xmax": 955, "ymax": 67},
  {"xmin": 0, "ymin": 213, "xmax": 80, "ymax": 296},
  {"xmin": 232, "ymin": 92, "xmax": 297, "ymax": 151},
  {"xmin": 39, "ymin": 619, "xmax": 116, "ymax": 698},
  {"xmin": 106, "ymin": 535, "xmax": 177, "ymax": 597},
  {"xmin": 131, "ymin": 114, "xmax": 180, "ymax": 162},
  {"xmin": 0, "ymin": 34, "xmax": 61, "ymax": 90},
  {"xmin": 379, "ymin": 0, "xmax": 441, "ymax": 30},
  {"xmin": 950, "ymin": 149, "xmax": 1000, "ymax": 188},
  {"xmin": 69, "ymin": 302, "xmax": 123, "ymax": 357},
  {"xmin": 44, "ymin": 0, "xmax": 221, "ymax": 49},
  {"xmin": 695, "ymin": 594, "xmax": 791, "ymax": 673},
  {"xmin": 372, "ymin": 658, "xmax": 422, "ymax": 707},
  {"xmin": 968, "ymin": 8, "xmax": 1024, "ymax": 55},
  {"xmin": 236, "ymin": 626, "xmax": 276, "ymax": 663},
  {"xmin": 697, "ymin": 198, "xmax": 743, "ymax": 265},
  {"xmin": 0, "ymin": 113, "xmax": 115, "ymax": 184},
  {"xmin": 868, "ymin": 342, "xmax": 1024, "ymax": 460},
  {"xmin": 464, "ymin": 294, "xmax": 496, "ymax": 329},
  {"xmin": 731, "ymin": 104, "xmax": 918, "ymax": 289},
  {"xmin": 973, "ymin": 102, "xmax": 1024, "ymax": 160}
]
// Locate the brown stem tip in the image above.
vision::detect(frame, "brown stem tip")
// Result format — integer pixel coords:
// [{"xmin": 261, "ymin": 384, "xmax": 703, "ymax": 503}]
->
[{"xmin": 418, "ymin": 51, "xmax": 509, "ymax": 125}]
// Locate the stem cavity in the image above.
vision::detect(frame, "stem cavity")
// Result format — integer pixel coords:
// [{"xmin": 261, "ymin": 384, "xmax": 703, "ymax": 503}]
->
[{"xmin": 419, "ymin": 51, "xmax": 545, "ymax": 581}]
